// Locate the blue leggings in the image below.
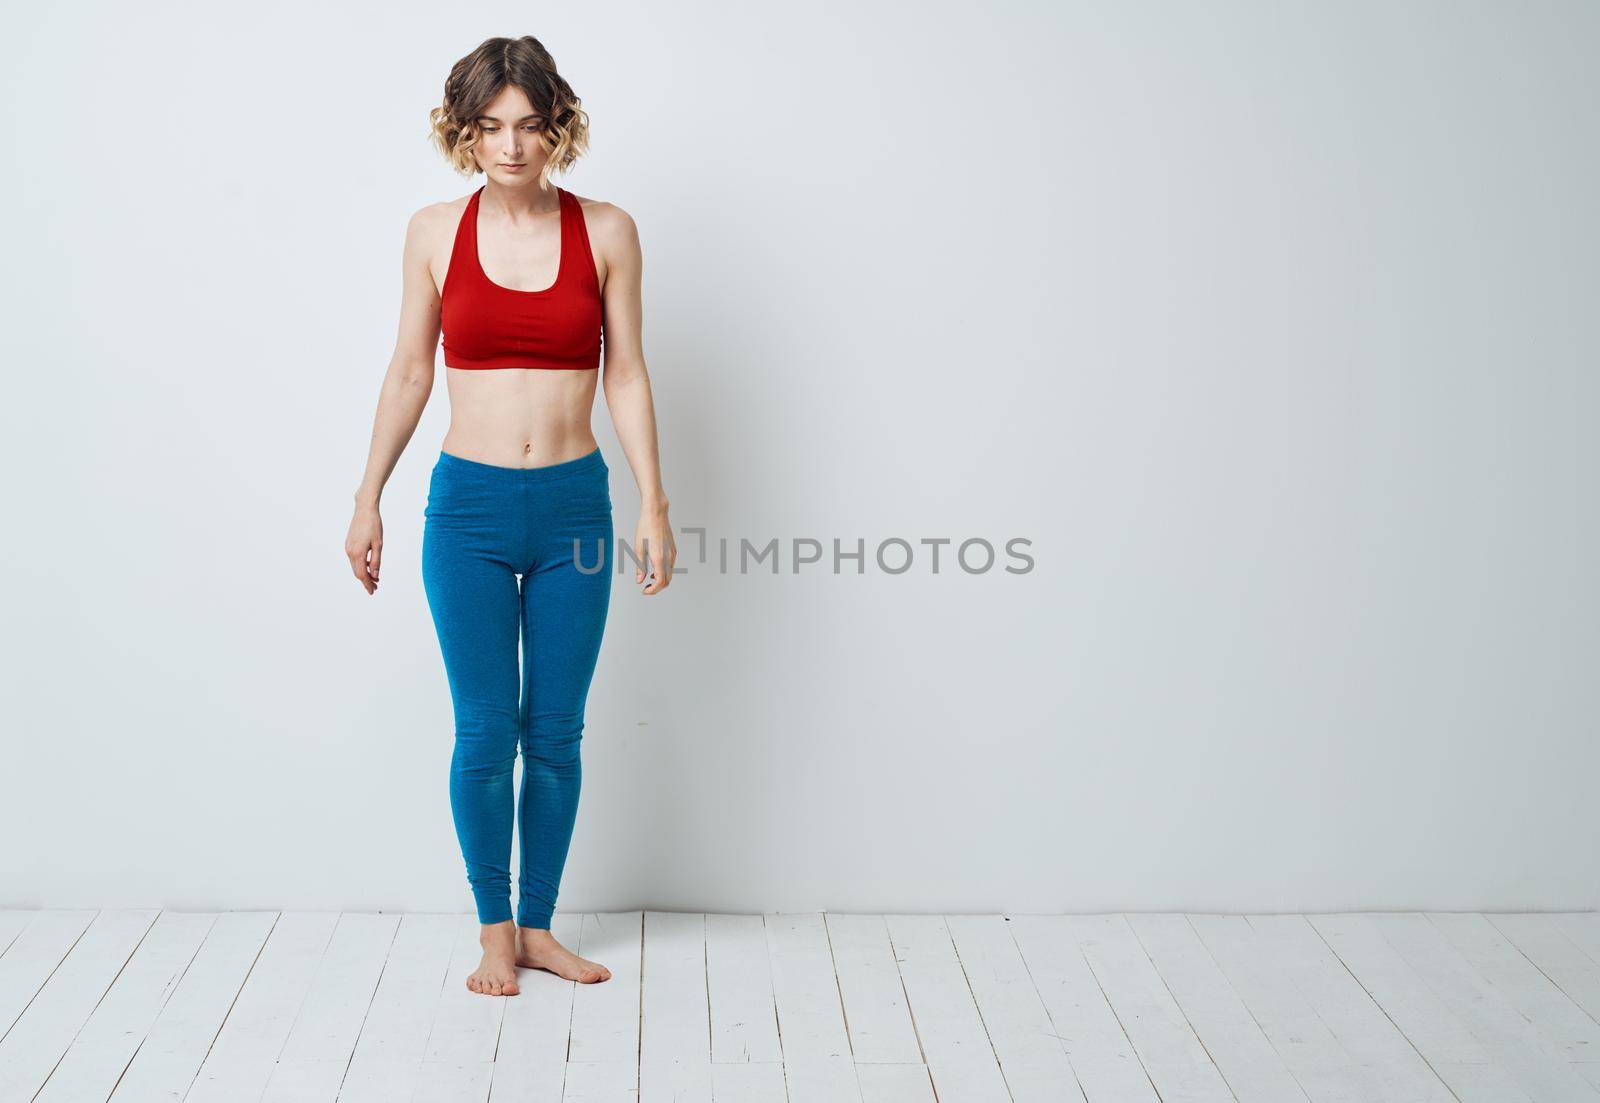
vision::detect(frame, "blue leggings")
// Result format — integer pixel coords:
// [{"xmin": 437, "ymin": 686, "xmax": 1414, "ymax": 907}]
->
[{"xmin": 421, "ymin": 446, "xmax": 613, "ymax": 928}]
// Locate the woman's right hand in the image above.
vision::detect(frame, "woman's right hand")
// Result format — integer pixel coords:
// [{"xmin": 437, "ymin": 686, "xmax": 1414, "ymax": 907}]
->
[{"xmin": 345, "ymin": 504, "xmax": 384, "ymax": 595}]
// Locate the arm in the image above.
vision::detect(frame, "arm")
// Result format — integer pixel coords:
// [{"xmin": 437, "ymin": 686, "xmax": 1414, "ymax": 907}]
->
[
  {"xmin": 596, "ymin": 204, "xmax": 676, "ymax": 595},
  {"xmin": 344, "ymin": 207, "xmax": 441, "ymax": 595}
]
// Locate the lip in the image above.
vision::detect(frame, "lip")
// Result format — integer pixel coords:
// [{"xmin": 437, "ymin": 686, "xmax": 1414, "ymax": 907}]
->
[{"xmin": 500, "ymin": 163, "xmax": 525, "ymax": 170}]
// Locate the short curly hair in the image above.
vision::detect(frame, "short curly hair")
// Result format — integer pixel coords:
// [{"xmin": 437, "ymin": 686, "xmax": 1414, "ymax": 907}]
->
[{"xmin": 428, "ymin": 36, "xmax": 590, "ymax": 188}]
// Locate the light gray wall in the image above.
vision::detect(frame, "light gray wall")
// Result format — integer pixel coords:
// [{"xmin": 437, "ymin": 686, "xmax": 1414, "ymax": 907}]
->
[{"xmin": 2, "ymin": 0, "xmax": 1595, "ymax": 915}]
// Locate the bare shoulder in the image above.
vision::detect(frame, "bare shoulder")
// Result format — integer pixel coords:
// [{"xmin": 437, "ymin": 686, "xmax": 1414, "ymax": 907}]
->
[
  {"xmin": 567, "ymin": 191, "xmax": 639, "ymax": 255},
  {"xmin": 406, "ymin": 191, "xmax": 472, "ymax": 245}
]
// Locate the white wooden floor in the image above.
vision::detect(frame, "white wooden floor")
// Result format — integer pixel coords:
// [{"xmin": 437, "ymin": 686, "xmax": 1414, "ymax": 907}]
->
[{"xmin": 2, "ymin": 911, "xmax": 1599, "ymax": 1102}]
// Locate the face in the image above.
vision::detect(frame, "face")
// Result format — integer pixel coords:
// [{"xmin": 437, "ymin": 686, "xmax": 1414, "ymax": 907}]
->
[{"xmin": 472, "ymin": 84, "xmax": 548, "ymax": 186}]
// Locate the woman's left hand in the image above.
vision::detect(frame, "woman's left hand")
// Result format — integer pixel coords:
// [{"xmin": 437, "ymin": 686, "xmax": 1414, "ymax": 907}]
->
[{"xmin": 635, "ymin": 506, "xmax": 676, "ymax": 595}]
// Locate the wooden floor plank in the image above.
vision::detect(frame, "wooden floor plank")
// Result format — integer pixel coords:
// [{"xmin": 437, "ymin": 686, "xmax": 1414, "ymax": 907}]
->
[
  {"xmin": 0, "ymin": 909, "xmax": 97, "ymax": 1041},
  {"xmin": 184, "ymin": 910, "xmax": 340, "ymax": 1103},
  {"xmin": 1007, "ymin": 914, "xmax": 1159, "ymax": 1103},
  {"xmin": 709, "ymin": 1060, "xmax": 787, "ymax": 1101},
  {"xmin": 1243, "ymin": 914, "xmax": 1455, "ymax": 1103},
  {"xmin": 1066, "ymin": 914, "xmax": 1234, "ymax": 1103},
  {"xmin": 0, "ymin": 909, "xmax": 158, "ymax": 1101},
  {"xmin": 261, "ymin": 911, "xmax": 400, "ymax": 1101},
  {"xmin": 947, "ymin": 914, "xmax": 1085, "ymax": 1102},
  {"xmin": 785, "ymin": 1054, "xmax": 864, "ymax": 1102},
  {"xmin": 420, "ymin": 912, "xmax": 509, "ymax": 1076},
  {"xmin": 0, "ymin": 907, "xmax": 1587, "ymax": 1099},
  {"xmin": 1557, "ymin": 914, "xmax": 1600, "ymax": 967},
  {"xmin": 707, "ymin": 913, "xmax": 782, "ymax": 1065},
  {"xmin": 566, "ymin": 911, "xmax": 643, "ymax": 1071},
  {"xmin": 108, "ymin": 911, "xmax": 278, "ymax": 1100},
  {"xmin": 1490, "ymin": 914, "xmax": 1600, "ymax": 1027},
  {"xmin": 0, "ymin": 911, "xmax": 39, "ymax": 961},
  {"xmin": 640, "ymin": 1056, "xmax": 714, "ymax": 1102},
  {"xmin": 1310, "ymin": 914, "xmax": 1534, "ymax": 1103},
  {"xmin": 1130, "ymin": 914, "xmax": 1307, "ymax": 1102},
  {"xmin": 827, "ymin": 913, "xmax": 922, "ymax": 1065},
  {"xmin": 885, "ymin": 914, "xmax": 1007, "ymax": 1103},
  {"xmin": 1189, "ymin": 913, "xmax": 1374, "ymax": 1101},
  {"xmin": 854, "ymin": 1060, "xmax": 938, "ymax": 1102},
  {"xmin": 35, "ymin": 910, "xmax": 214, "ymax": 1103},
  {"xmin": 1372, "ymin": 913, "xmax": 1599, "ymax": 1103},
  {"xmin": 767, "ymin": 913, "xmax": 852, "ymax": 1063},
  {"xmin": 487, "ymin": 911, "xmax": 583, "ymax": 1101},
  {"xmin": 340, "ymin": 912, "xmax": 459, "ymax": 1103},
  {"xmin": 639, "ymin": 911, "xmax": 711, "ymax": 1102},
  {"xmin": 413, "ymin": 1053, "xmax": 494, "ymax": 1102},
  {"xmin": 1429, "ymin": 912, "xmax": 1600, "ymax": 1063}
]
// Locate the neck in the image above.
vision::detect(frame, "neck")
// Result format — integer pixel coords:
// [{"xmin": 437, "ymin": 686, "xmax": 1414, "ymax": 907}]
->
[{"xmin": 481, "ymin": 177, "xmax": 560, "ymax": 218}]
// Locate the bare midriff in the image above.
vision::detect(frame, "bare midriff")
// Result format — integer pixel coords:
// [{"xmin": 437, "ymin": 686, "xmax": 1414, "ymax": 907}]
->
[{"xmin": 439, "ymin": 365, "xmax": 601, "ymax": 468}]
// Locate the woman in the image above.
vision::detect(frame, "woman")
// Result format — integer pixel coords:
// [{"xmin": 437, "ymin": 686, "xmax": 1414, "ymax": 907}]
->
[{"xmin": 345, "ymin": 36, "xmax": 675, "ymax": 996}]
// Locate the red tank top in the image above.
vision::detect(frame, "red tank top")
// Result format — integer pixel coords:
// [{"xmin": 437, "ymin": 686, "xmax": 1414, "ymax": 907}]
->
[{"xmin": 439, "ymin": 184, "xmax": 603, "ymax": 370}]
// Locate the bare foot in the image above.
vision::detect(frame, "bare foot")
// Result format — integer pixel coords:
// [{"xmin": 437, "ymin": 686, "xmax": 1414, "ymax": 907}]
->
[
  {"xmin": 466, "ymin": 920, "xmax": 521, "ymax": 996},
  {"xmin": 517, "ymin": 925, "xmax": 612, "ymax": 983}
]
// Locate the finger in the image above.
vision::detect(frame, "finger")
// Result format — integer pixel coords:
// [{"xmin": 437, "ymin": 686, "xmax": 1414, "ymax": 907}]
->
[
  {"xmin": 346, "ymin": 549, "xmax": 376, "ymax": 594},
  {"xmin": 368, "ymin": 542, "xmax": 382, "ymax": 579}
]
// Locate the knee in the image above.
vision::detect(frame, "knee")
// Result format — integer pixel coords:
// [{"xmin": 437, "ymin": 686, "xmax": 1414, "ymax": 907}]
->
[
  {"xmin": 522, "ymin": 712, "xmax": 584, "ymax": 768},
  {"xmin": 451, "ymin": 716, "xmax": 519, "ymax": 780}
]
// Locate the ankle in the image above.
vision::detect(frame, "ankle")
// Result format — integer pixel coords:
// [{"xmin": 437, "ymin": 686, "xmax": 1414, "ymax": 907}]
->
[{"xmin": 479, "ymin": 919, "xmax": 516, "ymax": 946}]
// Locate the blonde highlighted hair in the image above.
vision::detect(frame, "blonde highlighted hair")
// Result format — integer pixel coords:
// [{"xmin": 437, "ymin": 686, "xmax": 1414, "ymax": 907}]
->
[{"xmin": 428, "ymin": 36, "xmax": 590, "ymax": 188}]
